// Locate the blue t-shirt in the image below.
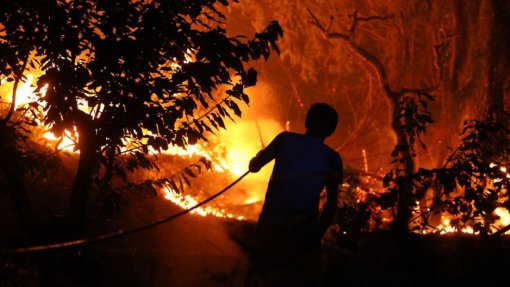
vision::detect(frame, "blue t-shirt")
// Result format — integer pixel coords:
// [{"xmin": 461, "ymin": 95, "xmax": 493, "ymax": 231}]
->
[{"xmin": 254, "ymin": 131, "xmax": 343, "ymax": 227}]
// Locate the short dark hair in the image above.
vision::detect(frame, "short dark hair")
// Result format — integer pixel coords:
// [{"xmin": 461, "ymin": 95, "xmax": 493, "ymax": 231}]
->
[{"xmin": 305, "ymin": 103, "xmax": 338, "ymax": 137}]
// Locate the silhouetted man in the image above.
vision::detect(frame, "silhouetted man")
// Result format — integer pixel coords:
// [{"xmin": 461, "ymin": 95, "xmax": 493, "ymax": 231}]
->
[{"xmin": 244, "ymin": 103, "xmax": 343, "ymax": 287}]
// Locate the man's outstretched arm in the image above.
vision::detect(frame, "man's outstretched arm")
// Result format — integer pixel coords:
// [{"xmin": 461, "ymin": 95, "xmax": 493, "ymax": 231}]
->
[
  {"xmin": 248, "ymin": 132, "xmax": 282, "ymax": 173},
  {"xmin": 249, "ymin": 149, "xmax": 274, "ymax": 173}
]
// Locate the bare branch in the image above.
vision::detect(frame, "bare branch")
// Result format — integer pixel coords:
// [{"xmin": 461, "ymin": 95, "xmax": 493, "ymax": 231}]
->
[
  {"xmin": 308, "ymin": 8, "xmax": 435, "ymax": 106},
  {"xmin": 307, "ymin": 8, "xmax": 395, "ymax": 100},
  {"xmin": 355, "ymin": 14, "xmax": 395, "ymax": 23},
  {"xmin": 348, "ymin": 10, "xmax": 395, "ymax": 37},
  {"xmin": 326, "ymin": 15, "xmax": 334, "ymax": 32},
  {"xmin": 306, "ymin": 8, "xmax": 327, "ymax": 33},
  {"xmin": 193, "ymin": 94, "xmax": 233, "ymax": 123},
  {"xmin": 433, "ymin": 29, "xmax": 460, "ymax": 81}
]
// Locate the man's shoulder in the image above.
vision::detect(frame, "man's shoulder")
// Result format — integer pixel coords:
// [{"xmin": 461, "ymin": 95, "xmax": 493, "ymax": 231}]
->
[
  {"xmin": 324, "ymin": 145, "xmax": 342, "ymax": 165},
  {"xmin": 321, "ymin": 140, "xmax": 340, "ymax": 155},
  {"xmin": 273, "ymin": 131, "xmax": 301, "ymax": 142},
  {"xmin": 278, "ymin": 131, "xmax": 298, "ymax": 137}
]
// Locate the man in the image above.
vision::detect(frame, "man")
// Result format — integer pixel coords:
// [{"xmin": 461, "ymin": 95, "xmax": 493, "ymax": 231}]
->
[{"xmin": 244, "ymin": 103, "xmax": 343, "ymax": 287}]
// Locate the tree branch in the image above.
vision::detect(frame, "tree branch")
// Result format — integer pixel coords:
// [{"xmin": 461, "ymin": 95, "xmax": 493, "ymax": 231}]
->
[
  {"xmin": 2, "ymin": 55, "xmax": 29, "ymax": 125},
  {"xmin": 306, "ymin": 8, "xmax": 396, "ymax": 101},
  {"xmin": 193, "ymin": 93, "xmax": 234, "ymax": 123},
  {"xmin": 307, "ymin": 8, "xmax": 435, "ymax": 104}
]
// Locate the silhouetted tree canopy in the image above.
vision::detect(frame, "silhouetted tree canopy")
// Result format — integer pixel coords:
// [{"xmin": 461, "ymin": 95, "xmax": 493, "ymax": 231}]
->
[{"xmin": 0, "ymin": 0, "xmax": 282, "ymax": 238}]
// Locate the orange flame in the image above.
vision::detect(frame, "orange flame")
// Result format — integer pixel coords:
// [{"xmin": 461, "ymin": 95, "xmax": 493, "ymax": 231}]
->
[
  {"xmin": 162, "ymin": 186, "xmax": 245, "ymax": 220},
  {"xmin": 6, "ymin": 73, "xmax": 282, "ymax": 221}
]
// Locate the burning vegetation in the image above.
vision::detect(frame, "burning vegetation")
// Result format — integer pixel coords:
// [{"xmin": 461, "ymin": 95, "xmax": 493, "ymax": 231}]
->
[
  {"xmin": 2, "ymin": 0, "xmax": 510, "ymax": 286},
  {"xmin": 1, "ymin": 0, "xmax": 510, "ymax": 246},
  {"xmin": 7, "ymin": 68, "xmax": 510, "ymax": 237}
]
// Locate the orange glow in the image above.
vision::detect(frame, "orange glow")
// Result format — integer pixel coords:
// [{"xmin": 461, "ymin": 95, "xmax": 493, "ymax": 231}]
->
[
  {"xmin": 162, "ymin": 185, "xmax": 245, "ymax": 220},
  {"xmin": 42, "ymin": 129, "xmax": 79, "ymax": 153},
  {"xmin": 6, "ymin": 73, "xmax": 284, "ymax": 220},
  {"xmin": 437, "ymin": 218, "xmax": 475, "ymax": 235},
  {"xmin": 9, "ymin": 73, "xmax": 510, "ymax": 231},
  {"xmin": 13, "ymin": 75, "xmax": 39, "ymax": 107}
]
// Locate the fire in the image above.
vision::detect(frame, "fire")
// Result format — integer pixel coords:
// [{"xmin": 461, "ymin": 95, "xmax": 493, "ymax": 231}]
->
[
  {"xmin": 5, "ymin": 73, "xmax": 78, "ymax": 152},
  {"xmin": 42, "ymin": 129, "xmax": 79, "ymax": 153},
  {"xmin": 12, "ymin": 72, "xmax": 508, "ymax": 232},
  {"xmin": 436, "ymin": 218, "xmax": 475, "ymax": 235},
  {"xmin": 495, "ymin": 207, "xmax": 510, "ymax": 226},
  {"xmin": 13, "ymin": 75, "xmax": 40, "ymax": 107},
  {"xmin": 155, "ymin": 118, "xmax": 282, "ymax": 220},
  {"xmin": 412, "ymin": 162, "xmax": 510, "ymax": 235},
  {"xmin": 162, "ymin": 186, "xmax": 245, "ymax": 220},
  {"xmin": 5, "ymin": 72, "xmax": 279, "ymax": 221}
]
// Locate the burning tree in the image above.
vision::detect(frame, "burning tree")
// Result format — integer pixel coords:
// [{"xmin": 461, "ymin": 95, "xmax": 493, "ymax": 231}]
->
[{"xmin": 0, "ymin": 0, "xmax": 282, "ymax": 240}]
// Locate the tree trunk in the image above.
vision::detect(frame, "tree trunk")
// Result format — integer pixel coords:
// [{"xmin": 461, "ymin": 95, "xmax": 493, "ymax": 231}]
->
[
  {"xmin": 487, "ymin": 0, "xmax": 510, "ymax": 115},
  {"xmin": 66, "ymin": 126, "xmax": 97, "ymax": 237},
  {"xmin": 390, "ymin": 98, "xmax": 415, "ymax": 234}
]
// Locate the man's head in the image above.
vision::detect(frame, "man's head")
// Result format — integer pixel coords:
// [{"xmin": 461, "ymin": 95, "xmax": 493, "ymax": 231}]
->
[{"xmin": 305, "ymin": 103, "xmax": 338, "ymax": 138}]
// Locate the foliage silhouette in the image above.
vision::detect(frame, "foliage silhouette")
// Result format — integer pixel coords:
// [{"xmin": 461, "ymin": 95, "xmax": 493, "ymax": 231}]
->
[
  {"xmin": 0, "ymin": 0, "xmax": 282, "ymax": 238},
  {"xmin": 337, "ymin": 111, "xmax": 510, "ymax": 237},
  {"xmin": 408, "ymin": 112, "xmax": 510, "ymax": 235}
]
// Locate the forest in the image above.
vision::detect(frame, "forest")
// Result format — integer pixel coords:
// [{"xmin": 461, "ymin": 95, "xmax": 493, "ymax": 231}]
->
[{"xmin": 1, "ymin": 0, "xmax": 510, "ymax": 286}]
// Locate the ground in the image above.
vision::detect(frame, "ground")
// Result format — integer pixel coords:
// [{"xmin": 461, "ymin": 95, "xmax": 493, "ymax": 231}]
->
[
  {"xmin": 2, "ymin": 193, "xmax": 510, "ymax": 287},
  {"xmin": 0, "ymin": 191, "xmax": 251, "ymax": 287}
]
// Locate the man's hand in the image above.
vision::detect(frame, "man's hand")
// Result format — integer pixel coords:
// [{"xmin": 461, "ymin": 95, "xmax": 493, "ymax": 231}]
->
[{"xmin": 249, "ymin": 157, "xmax": 262, "ymax": 173}]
